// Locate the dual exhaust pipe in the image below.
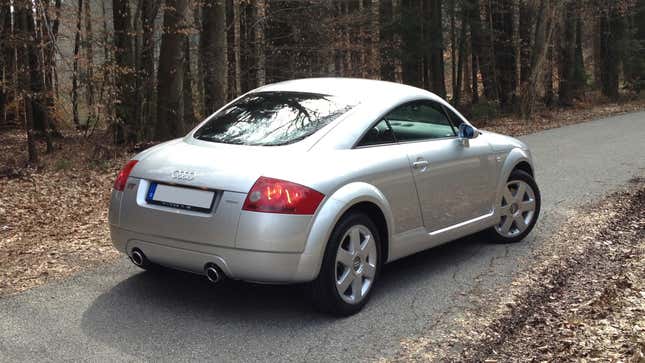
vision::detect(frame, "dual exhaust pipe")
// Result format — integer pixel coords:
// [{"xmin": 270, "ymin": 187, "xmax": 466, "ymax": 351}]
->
[
  {"xmin": 204, "ymin": 264, "xmax": 224, "ymax": 284},
  {"xmin": 130, "ymin": 248, "xmax": 148, "ymax": 267},
  {"xmin": 129, "ymin": 248, "xmax": 226, "ymax": 284}
]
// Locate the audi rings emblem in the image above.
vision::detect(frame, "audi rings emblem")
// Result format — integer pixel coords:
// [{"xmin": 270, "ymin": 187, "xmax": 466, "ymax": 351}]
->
[{"xmin": 171, "ymin": 170, "xmax": 196, "ymax": 181}]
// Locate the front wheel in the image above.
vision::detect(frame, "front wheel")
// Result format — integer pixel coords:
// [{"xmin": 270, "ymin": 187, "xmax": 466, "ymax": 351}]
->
[
  {"xmin": 487, "ymin": 169, "xmax": 541, "ymax": 243},
  {"xmin": 310, "ymin": 212, "xmax": 381, "ymax": 316}
]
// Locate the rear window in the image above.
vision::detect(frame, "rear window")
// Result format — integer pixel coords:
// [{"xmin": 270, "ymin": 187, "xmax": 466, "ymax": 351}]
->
[{"xmin": 193, "ymin": 92, "xmax": 357, "ymax": 146}]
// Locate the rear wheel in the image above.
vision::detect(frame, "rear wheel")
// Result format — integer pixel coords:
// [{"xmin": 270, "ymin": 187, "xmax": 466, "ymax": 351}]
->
[
  {"xmin": 310, "ymin": 212, "xmax": 381, "ymax": 316},
  {"xmin": 487, "ymin": 169, "xmax": 541, "ymax": 243}
]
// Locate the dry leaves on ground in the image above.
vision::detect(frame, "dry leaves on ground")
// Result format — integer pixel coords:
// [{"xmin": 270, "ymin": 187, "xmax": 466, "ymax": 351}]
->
[
  {"xmin": 393, "ymin": 178, "xmax": 645, "ymax": 362},
  {"xmin": 0, "ymin": 131, "xmax": 130, "ymax": 296}
]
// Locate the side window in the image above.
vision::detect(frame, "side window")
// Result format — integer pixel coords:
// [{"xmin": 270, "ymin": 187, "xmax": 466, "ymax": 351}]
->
[
  {"xmin": 385, "ymin": 101, "xmax": 456, "ymax": 142},
  {"xmin": 357, "ymin": 119, "xmax": 396, "ymax": 147}
]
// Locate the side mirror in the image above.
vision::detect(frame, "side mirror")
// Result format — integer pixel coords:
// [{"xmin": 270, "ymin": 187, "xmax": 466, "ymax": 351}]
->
[{"xmin": 458, "ymin": 123, "xmax": 480, "ymax": 139}]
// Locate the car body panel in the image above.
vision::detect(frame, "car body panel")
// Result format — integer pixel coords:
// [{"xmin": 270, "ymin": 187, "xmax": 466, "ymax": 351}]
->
[
  {"xmin": 401, "ymin": 136, "xmax": 498, "ymax": 232},
  {"xmin": 108, "ymin": 78, "xmax": 537, "ymax": 284}
]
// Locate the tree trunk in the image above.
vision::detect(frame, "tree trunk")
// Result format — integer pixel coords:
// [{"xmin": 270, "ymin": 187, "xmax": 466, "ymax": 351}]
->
[
  {"xmin": 156, "ymin": 0, "xmax": 188, "ymax": 140},
  {"xmin": 183, "ymin": 34, "xmax": 195, "ymax": 127},
  {"xmin": 450, "ymin": 0, "xmax": 457, "ymax": 98},
  {"xmin": 468, "ymin": 0, "xmax": 497, "ymax": 100},
  {"xmin": 558, "ymin": 0, "xmax": 576, "ymax": 106},
  {"xmin": 401, "ymin": 0, "xmax": 422, "ymax": 87},
  {"xmin": 40, "ymin": 0, "xmax": 61, "ymax": 138},
  {"xmin": 427, "ymin": 0, "xmax": 447, "ymax": 97},
  {"xmin": 370, "ymin": 0, "xmax": 381, "ymax": 78},
  {"xmin": 491, "ymin": 0, "xmax": 517, "ymax": 108},
  {"xmin": 233, "ymin": 0, "xmax": 242, "ymax": 95},
  {"xmin": 380, "ymin": 0, "xmax": 396, "ymax": 81},
  {"xmin": 72, "ymin": 0, "xmax": 83, "ymax": 128},
  {"xmin": 254, "ymin": 0, "xmax": 266, "ymax": 87},
  {"xmin": 520, "ymin": 0, "xmax": 557, "ymax": 118},
  {"xmin": 140, "ymin": 0, "xmax": 159, "ymax": 139},
  {"xmin": 519, "ymin": 0, "xmax": 534, "ymax": 85},
  {"xmin": 471, "ymin": 32, "xmax": 479, "ymax": 103},
  {"xmin": 112, "ymin": 0, "xmax": 137, "ymax": 143},
  {"xmin": 33, "ymin": 4, "xmax": 53, "ymax": 151},
  {"xmin": 84, "ymin": 0, "xmax": 95, "ymax": 127},
  {"xmin": 599, "ymin": 5, "xmax": 623, "ymax": 101},
  {"xmin": 572, "ymin": 1, "xmax": 585, "ymax": 92},
  {"xmin": 0, "ymin": 1, "xmax": 10, "ymax": 126},
  {"xmin": 544, "ymin": 36, "xmax": 554, "ymax": 106},
  {"xmin": 201, "ymin": 0, "xmax": 227, "ymax": 115},
  {"xmin": 15, "ymin": 1, "xmax": 37, "ymax": 163},
  {"xmin": 454, "ymin": 3, "xmax": 468, "ymax": 105},
  {"xmin": 99, "ymin": 0, "xmax": 111, "ymax": 129}
]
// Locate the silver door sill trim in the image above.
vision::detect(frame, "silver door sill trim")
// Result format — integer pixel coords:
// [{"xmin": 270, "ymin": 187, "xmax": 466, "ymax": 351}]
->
[{"xmin": 428, "ymin": 212, "xmax": 495, "ymax": 236}]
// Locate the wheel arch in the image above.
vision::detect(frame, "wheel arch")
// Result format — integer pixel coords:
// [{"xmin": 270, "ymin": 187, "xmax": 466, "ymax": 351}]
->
[
  {"xmin": 338, "ymin": 201, "xmax": 389, "ymax": 264},
  {"xmin": 298, "ymin": 182, "xmax": 395, "ymax": 281},
  {"xmin": 493, "ymin": 148, "xmax": 535, "ymax": 218},
  {"xmin": 513, "ymin": 160, "xmax": 534, "ymax": 177}
]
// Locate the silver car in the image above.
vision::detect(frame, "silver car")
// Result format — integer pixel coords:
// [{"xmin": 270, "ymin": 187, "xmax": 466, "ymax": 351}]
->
[{"xmin": 109, "ymin": 78, "xmax": 540, "ymax": 315}]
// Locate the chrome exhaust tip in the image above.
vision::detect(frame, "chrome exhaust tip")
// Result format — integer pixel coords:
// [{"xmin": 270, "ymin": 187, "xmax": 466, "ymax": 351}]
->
[
  {"xmin": 205, "ymin": 264, "xmax": 224, "ymax": 284},
  {"xmin": 131, "ymin": 249, "xmax": 145, "ymax": 267}
]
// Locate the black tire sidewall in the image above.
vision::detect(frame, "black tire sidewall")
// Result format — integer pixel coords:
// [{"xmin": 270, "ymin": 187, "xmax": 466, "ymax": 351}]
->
[
  {"xmin": 490, "ymin": 169, "xmax": 541, "ymax": 243},
  {"xmin": 311, "ymin": 212, "xmax": 382, "ymax": 316}
]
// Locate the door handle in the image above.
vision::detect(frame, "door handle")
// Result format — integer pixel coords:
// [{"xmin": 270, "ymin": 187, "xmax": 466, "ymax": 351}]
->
[{"xmin": 412, "ymin": 159, "xmax": 429, "ymax": 170}]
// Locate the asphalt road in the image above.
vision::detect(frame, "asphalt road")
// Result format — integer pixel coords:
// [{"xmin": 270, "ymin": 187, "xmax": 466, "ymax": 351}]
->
[{"xmin": 1, "ymin": 112, "xmax": 644, "ymax": 362}]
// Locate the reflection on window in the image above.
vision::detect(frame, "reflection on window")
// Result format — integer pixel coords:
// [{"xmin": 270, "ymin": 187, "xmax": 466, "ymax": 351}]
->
[
  {"xmin": 194, "ymin": 92, "xmax": 357, "ymax": 146},
  {"xmin": 385, "ymin": 102, "xmax": 456, "ymax": 142},
  {"xmin": 357, "ymin": 120, "xmax": 396, "ymax": 146}
]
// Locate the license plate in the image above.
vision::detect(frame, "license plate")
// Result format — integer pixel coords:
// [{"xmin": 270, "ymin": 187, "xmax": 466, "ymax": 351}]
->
[{"xmin": 146, "ymin": 182, "xmax": 215, "ymax": 213}]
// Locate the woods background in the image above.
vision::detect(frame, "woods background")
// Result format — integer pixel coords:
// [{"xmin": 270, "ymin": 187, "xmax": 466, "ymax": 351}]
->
[{"xmin": 1, "ymin": 0, "xmax": 644, "ymax": 164}]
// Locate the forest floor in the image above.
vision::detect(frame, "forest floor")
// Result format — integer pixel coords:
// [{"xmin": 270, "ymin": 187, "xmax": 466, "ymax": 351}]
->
[
  {"xmin": 392, "ymin": 178, "xmax": 645, "ymax": 362},
  {"xmin": 0, "ymin": 97, "xmax": 644, "ymax": 298},
  {"xmin": 0, "ymin": 132, "xmax": 129, "ymax": 297}
]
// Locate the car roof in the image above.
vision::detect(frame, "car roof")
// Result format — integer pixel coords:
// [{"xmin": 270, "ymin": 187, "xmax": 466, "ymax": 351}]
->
[{"xmin": 252, "ymin": 77, "xmax": 434, "ymax": 102}]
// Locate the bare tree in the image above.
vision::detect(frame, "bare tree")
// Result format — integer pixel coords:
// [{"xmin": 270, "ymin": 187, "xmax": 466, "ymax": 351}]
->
[
  {"xmin": 84, "ymin": 0, "xmax": 95, "ymax": 127},
  {"xmin": 156, "ymin": 0, "xmax": 189, "ymax": 139},
  {"xmin": 71, "ymin": 0, "xmax": 83, "ymax": 128},
  {"xmin": 255, "ymin": 0, "xmax": 266, "ymax": 87},
  {"xmin": 112, "ymin": 0, "xmax": 137, "ymax": 143},
  {"xmin": 427, "ymin": 0, "xmax": 446, "ymax": 97},
  {"xmin": 520, "ymin": 0, "xmax": 558, "ymax": 118},
  {"xmin": 201, "ymin": 0, "xmax": 227, "ymax": 115},
  {"xmin": 139, "ymin": 0, "xmax": 160, "ymax": 138},
  {"xmin": 14, "ymin": 0, "xmax": 37, "ymax": 163}
]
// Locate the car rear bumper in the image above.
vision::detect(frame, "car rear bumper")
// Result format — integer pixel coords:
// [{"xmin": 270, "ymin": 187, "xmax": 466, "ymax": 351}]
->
[{"xmin": 110, "ymin": 225, "xmax": 321, "ymax": 283}]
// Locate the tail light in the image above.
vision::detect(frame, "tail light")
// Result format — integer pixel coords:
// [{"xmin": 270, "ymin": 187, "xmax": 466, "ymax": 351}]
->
[
  {"xmin": 113, "ymin": 160, "xmax": 138, "ymax": 191},
  {"xmin": 242, "ymin": 177, "xmax": 325, "ymax": 215}
]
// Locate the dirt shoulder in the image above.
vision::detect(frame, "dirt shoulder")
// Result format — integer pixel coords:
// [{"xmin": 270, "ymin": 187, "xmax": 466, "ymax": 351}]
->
[{"xmin": 393, "ymin": 178, "xmax": 645, "ymax": 362}]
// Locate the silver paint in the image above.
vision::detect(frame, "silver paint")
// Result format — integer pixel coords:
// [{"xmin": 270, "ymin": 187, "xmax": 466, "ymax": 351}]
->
[{"xmin": 109, "ymin": 78, "xmax": 538, "ymax": 283}]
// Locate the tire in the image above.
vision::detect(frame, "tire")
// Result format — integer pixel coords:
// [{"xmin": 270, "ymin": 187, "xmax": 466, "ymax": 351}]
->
[
  {"xmin": 486, "ymin": 169, "xmax": 541, "ymax": 243},
  {"xmin": 310, "ymin": 212, "xmax": 381, "ymax": 316}
]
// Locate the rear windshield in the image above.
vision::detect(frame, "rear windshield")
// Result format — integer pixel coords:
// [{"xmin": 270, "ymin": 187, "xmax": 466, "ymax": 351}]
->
[{"xmin": 193, "ymin": 92, "xmax": 357, "ymax": 146}]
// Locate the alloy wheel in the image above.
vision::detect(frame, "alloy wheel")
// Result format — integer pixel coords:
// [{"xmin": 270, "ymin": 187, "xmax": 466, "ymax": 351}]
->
[
  {"xmin": 495, "ymin": 179, "xmax": 537, "ymax": 238},
  {"xmin": 334, "ymin": 225, "xmax": 378, "ymax": 305}
]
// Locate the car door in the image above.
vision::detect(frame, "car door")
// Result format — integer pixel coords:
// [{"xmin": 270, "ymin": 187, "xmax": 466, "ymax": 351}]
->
[
  {"xmin": 385, "ymin": 100, "xmax": 496, "ymax": 233},
  {"xmin": 353, "ymin": 119, "xmax": 425, "ymax": 236}
]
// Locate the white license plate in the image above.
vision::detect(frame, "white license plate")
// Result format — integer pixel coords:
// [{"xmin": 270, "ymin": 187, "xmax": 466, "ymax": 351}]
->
[{"xmin": 146, "ymin": 183, "xmax": 215, "ymax": 213}]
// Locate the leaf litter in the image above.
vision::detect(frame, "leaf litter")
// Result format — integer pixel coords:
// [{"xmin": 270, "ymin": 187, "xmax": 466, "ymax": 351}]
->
[{"xmin": 392, "ymin": 177, "xmax": 645, "ymax": 362}]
